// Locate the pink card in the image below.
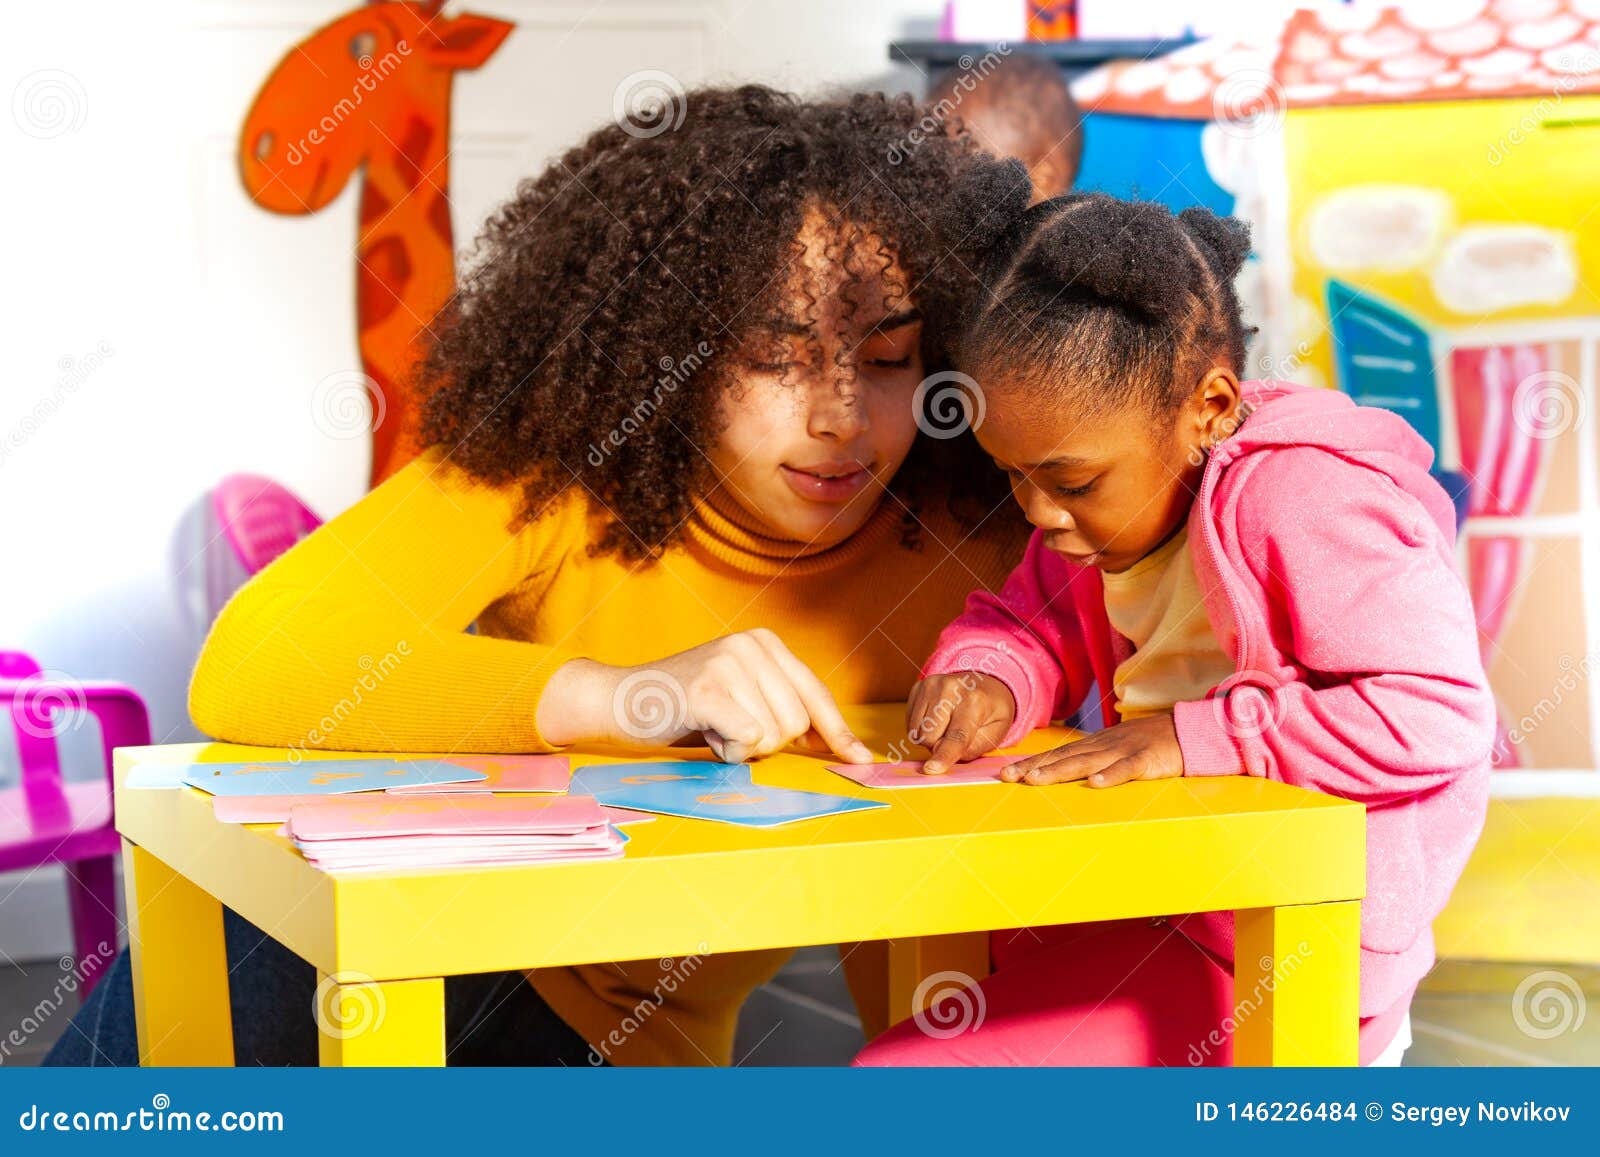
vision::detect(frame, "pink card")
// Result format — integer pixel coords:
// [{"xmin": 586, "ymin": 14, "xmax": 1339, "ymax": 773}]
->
[
  {"xmin": 826, "ymin": 755, "xmax": 1016, "ymax": 789},
  {"xmin": 386, "ymin": 755, "xmax": 571, "ymax": 796},
  {"xmin": 599, "ymin": 805, "xmax": 655, "ymax": 826},
  {"xmin": 287, "ymin": 793, "xmax": 607, "ymax": 841},
  {"xmin": 213, "ymin": 794, "xmax": 329, "ymax": 823}
]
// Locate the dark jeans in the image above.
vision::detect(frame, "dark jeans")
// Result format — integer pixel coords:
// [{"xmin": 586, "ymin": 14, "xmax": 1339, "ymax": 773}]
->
[{"xmin": 42, "ymin": 907, "xmax": 598, "ymax": 1066}]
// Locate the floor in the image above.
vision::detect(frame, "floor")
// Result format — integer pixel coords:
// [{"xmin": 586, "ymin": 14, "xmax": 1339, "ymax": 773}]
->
[{"xmin": 3, "ymin": 947, "xmax": 1595, "ymax": 1066}]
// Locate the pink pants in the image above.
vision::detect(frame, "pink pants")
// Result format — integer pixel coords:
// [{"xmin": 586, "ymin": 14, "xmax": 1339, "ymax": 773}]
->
[{"xmin": 853, "ymin": 919, "xmax": 1408, "ymax": 1067}]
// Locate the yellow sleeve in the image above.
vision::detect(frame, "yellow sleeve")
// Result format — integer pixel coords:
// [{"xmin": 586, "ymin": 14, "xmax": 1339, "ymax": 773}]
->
[{"xmin": 188, "ymin": 449, "xmax": 586, "ymax": 753}]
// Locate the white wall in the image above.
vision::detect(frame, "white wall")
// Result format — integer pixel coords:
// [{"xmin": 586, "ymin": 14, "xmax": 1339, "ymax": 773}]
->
[{"xmin": 0, "ymin": 0, "xmax": 940, "ymax": 955}]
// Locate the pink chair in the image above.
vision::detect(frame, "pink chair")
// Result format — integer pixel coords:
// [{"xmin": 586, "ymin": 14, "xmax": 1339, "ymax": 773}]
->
[
  {"xmin": 203, "ymin": 475, "xmax": 322, "ymax": 618},
  {"xmin": 0, "ymin": 651, "xmax": 150, "ymax": 996}
]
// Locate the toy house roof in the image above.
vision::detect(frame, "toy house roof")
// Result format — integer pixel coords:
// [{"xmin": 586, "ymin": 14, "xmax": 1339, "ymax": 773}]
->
[{"xmin": 1073, "ymin": 0, "xmax": 1600, "ymax": 118}]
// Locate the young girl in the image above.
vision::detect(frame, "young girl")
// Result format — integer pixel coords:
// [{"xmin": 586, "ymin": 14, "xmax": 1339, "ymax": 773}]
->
[
  {"xmin": 856, "ymin": 161, "xmax": 1495, "ymax": 1067},
  {"xmin": 45, "ymin": 86, "xmax": 1027, "ymax": 1067}
]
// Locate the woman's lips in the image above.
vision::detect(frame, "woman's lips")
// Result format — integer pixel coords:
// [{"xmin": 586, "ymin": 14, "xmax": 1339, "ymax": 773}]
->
[{"xmin": 780, "ymin": 463, "xmax": 873, "ymax": 504}]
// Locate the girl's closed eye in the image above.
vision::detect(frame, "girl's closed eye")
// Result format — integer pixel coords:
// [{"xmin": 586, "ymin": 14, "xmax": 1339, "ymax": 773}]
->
[{"xmin": 1056, "ymin": 479, "xmax": 1096, "ymax": 498}]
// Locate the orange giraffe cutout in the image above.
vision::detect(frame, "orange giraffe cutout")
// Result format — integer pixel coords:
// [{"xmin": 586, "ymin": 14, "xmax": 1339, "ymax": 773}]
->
[{"xmin": 238, "ymin": 1, "xmax": 513, "ymax": 487}]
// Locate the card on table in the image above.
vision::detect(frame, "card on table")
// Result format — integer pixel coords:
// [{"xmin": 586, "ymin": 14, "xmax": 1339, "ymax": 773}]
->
[
  {"xmin": 586, "ymin": 777, "xmax": 887, "ymax": 828},
  {"xmin": 216, "ymin": 793, "xmax": 655, "ymax": 827},
  {"xmin": 292, "ymin": 825, "xmax": 629, "ymax": 873},
  {"xmin": 386, "ymin": 755, "xmax": 571, "ymax": 795},
  {"xmin": 180, "ymin": 758, "xmax": 487, "ymax": 797},
  {"xmin": 286, "ymin": 793, "xmax": 608, "ymax": 841},
  {"xmin": 125, "ymin": 762, "xmax": 201, "ymax": 790},
  {"xmin": 826, "ymin": 754, "xmax": 1016, "ymax": 789},
  {"xmin": 212, "ymin": 794, "xmax": 327, "ymax": 823},
  {"xmin": 569, "ymin": 761, "xmax": 750, "ymax": 797}
]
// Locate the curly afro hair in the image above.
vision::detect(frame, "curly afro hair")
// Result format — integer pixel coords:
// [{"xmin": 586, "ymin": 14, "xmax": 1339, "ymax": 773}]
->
[
  {"xmin": 936, "ymin": 157, "xmax": 1255, "ymax": 418},
  {"xmin": 419, "ymin": 84, "xmax": 1017, "ymax": 561}
]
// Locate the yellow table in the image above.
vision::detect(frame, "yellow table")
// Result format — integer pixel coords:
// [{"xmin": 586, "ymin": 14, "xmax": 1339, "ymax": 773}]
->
[{"xmin": 113, "ymin": 705, "xmax": 1366, "ymax": 1067}]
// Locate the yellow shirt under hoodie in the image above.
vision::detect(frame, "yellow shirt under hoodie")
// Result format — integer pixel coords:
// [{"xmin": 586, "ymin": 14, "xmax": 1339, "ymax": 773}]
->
[
  {"xmin": 1100, "ymin": 527, "xmax": 1234, "ymax": 718},
  {"xmin": 189, "ymin": 447, "xmax": 1021, "ymax": 1066}
]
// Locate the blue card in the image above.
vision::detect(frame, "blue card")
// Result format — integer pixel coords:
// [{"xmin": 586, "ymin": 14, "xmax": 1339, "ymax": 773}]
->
[
  {"xmin": 125, "ymin": 762, "xmax": 200, "ymax": 790},
  {"xmin": 180, "ymin": 759, "xmax": 488, "ymax": 797},
  {"xmin": 569, "ymin": 761, "xmax": 750, "ymax": 797},
  {"xmin": 586, "ymin": 777, "xmax": 887, "ymax": 828}
]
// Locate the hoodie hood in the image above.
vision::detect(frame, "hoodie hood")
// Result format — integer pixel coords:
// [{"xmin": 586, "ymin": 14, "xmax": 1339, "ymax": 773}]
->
[{"xmin": 1220, "ymin": 380, "xmax": 1456, "ymax": 542}]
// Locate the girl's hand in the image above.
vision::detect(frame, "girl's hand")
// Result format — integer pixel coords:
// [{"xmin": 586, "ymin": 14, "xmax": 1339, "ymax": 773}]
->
[
  {"xmin": 1002, "ymin": 713, "xmax": 1184, "ymax": 788},
  {"xmin": 538, "ymin": 629, "xmax": 873, "ymax": 765},
  {"xmin": 907, "ymin": 672, "xmax": 1017, "ymax": 774}
]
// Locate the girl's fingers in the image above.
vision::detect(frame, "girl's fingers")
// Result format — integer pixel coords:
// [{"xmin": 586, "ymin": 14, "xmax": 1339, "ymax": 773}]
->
[
  {"xmin": 755, "ymin": 632, "xmax": 872, "ymax": 763},
  {"xmin": 1083, "ymin": 757, "xmax": 1144, "ymax": 789},
  {"xmin": 1015, "ymin": 745, "xmax": 1116, "ymax": 786},
  {"xmin": 1002, "ymin": 736, "xmax": 1104, "ymax": 781},
  {"xmin": 922, "ymin": 699, "xmax": 995, "ymax": 774},
  {"xmin": 905, "ymin": 682, "xmax": 935, "ymax": 744}
]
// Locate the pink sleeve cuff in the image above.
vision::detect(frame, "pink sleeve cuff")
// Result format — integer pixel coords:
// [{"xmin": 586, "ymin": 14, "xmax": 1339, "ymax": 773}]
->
[
  {"xmin": 922, "ymin": 644, "xmax": 1040, "ymax": 750},
  {"xmin": 1173, "ymin": 698, "xmax": 1248, "ymax": 777}
]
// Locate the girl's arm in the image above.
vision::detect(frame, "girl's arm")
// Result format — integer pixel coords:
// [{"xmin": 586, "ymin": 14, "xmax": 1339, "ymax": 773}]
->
[
  {"xmin": 1174, "ymin": 449, "xmax": 1496, "ymax": 802},
  {"xmin": 922, "ymin": 529, "xmax": 1096, "ymax": 749},
  {"xmin": 189, "ymin": 450, "xmax": 583, "ymax": 753}
]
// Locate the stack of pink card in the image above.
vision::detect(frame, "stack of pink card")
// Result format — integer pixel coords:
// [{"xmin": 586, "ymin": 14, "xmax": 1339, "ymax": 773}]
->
[{"xmin": 284, "ymin": 794, "xmax": 626, "ymax": 873}]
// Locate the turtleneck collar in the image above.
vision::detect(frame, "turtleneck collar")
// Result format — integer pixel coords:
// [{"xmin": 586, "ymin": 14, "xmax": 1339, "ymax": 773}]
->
[{"xmin": 682, "ymin": 487, "xmax": 905, "ymax": 577}]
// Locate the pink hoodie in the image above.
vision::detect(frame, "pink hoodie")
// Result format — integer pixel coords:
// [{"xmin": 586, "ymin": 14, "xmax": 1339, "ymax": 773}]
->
[{"xmin": 924, "ymin": 380, "xmax": 1495, "ymax": 1025}]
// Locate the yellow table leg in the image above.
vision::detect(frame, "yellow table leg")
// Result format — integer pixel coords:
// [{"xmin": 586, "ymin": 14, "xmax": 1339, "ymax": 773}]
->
[
  {"xmin": 1233, "ymin": 900, "xmax": 1361, "ymax": 1066},
  {"xmin": 886, "ymin": 931, "xmax": 991, "ymax": 1028},
  {"xmin": 316, "ymin": 973, "xmax": 445, "ymax": 1066},
  {"xmin": 122, "ymin": 839, "xmax": 235, "ymax": 1066}
]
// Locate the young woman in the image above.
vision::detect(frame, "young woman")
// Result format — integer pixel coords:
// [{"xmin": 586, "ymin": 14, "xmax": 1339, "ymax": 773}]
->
[{"xmin": 47, "ymin": 86, "xmax": 1027, "ymax": 1067}]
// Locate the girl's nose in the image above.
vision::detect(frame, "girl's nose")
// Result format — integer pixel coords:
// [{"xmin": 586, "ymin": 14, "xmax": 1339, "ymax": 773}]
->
[{"xmin": 1022, "ymin": 486, "xmax": 1073, "ymax": 531}]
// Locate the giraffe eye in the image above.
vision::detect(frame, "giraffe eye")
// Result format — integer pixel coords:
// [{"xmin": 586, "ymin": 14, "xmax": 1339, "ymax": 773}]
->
[{"xmin": 349, "ymin": 31, "xmax": 377, "ymax": 62}]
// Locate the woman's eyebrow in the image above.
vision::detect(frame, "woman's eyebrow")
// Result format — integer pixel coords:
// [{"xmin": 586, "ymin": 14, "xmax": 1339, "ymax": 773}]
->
[
  {"xmin": 756, "ymin": 316, "xmax": 812, "ymax": 336},
  {"xmin": 869, "ymin": 308, "xmax": 923, "ymax": 334}
]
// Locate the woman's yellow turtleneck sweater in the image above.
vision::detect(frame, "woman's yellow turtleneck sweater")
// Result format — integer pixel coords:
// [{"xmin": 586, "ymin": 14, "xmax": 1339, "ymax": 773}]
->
[{"xmin": 189, "ymin": 447, "xmax": 1022, "ymax": 1065}]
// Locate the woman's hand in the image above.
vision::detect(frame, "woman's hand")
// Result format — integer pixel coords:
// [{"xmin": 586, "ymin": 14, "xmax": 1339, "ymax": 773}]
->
[
  {"xmin": 1002, "ymin": 713, "xmax": 1184, "ymax": 788},
  {"xmin": 906, "ymin": 672, "xmax": 1017, "ymax": 774},
  {"xmin": 537, "ymin": 629, "xmax": 873, "ymax": 765}
]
